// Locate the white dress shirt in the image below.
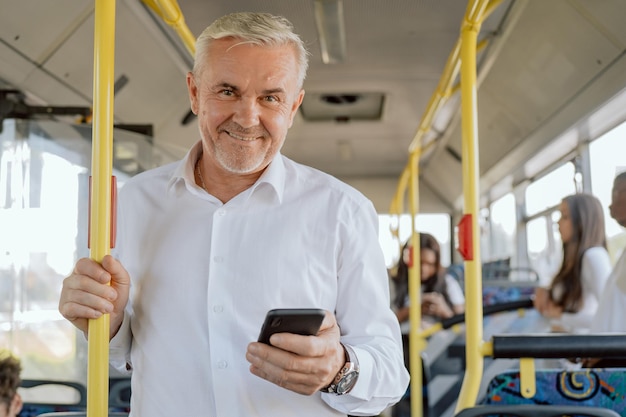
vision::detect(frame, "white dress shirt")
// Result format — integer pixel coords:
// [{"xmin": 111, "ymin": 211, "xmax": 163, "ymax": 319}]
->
[{"xmin": 109, "ymin": 141, "xmax": 409, "ymax": 416}]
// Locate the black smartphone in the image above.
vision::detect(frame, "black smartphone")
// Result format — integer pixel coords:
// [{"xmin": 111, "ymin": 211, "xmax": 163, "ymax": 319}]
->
[{"xmin": 257, "ymin": 308, "xmax": 325, "ymax": 345}]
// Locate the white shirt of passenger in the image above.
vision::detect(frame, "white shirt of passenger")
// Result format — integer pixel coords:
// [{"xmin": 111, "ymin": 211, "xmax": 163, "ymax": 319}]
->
[
  {"xmin": 444, "ymin": 274, "xmax": 465, "ymax": 306},
  {"xmin": 109, "ymin": 141, "xmax": 409, "ymax": 417},
  {"xmin": 552, "ymin": 246, "xmax": 612, "ymax": 333}
]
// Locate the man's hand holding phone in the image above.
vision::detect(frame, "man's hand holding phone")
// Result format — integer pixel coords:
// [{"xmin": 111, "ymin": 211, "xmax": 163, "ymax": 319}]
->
[{"xmin": 246, "ymin": 309, "xmax": 346, "ymax": 396}]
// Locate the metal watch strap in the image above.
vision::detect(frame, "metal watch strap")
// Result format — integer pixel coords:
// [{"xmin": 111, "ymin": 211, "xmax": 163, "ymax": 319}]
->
[{"xmin": 321, "ymin": 343, "xmax": 359, "ymax": 395}]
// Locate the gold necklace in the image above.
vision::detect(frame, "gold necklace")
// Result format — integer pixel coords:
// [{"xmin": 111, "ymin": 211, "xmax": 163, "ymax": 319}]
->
[{"xmin": 195, "ymin": 159, "xmax": 207, "ymax": 191}]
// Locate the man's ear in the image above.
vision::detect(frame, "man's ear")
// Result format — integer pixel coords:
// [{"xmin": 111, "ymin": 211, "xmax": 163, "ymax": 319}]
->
[
  {"xmin": 288, "ymin": 89, "xmax": 305, "ymax": 128},
  {"xmin": 9, "ymin": 392, "xmax": 22, "ymax": 416},
  {"xmin": 186, "ymin": 71, "xmax": 199, "ymax": 115}
]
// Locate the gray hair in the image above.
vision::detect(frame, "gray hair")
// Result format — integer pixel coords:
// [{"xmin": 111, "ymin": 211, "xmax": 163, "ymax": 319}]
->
[{"xmin": 193, "ymin": 12, "xmax": 309, "ymax": 89}]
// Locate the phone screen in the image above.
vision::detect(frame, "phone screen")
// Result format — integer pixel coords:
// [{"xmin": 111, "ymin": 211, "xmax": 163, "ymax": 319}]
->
[{"xmin": 257, "ymin": 308, "xmax": 325, "ymax": 345}]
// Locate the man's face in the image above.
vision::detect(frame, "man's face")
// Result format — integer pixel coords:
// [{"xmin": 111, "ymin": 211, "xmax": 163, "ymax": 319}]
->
[
  {"xmin": 186, "ymin": 38, "xmax": 305, "ymax": 175},
  {"xmin": 610, "ymin": 178, "xmax": 626, "ymax": 227}
]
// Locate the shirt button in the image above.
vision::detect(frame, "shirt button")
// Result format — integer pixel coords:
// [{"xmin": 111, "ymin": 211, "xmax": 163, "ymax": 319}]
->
[
  {"xmin": 213, "ymin": 305, "xmax": 223, "ymax": 313},
  {"xmin": 217, "ymin": 360, "xmax": 228, "ymax": 369},
  {"xmin": 213, "ymin": 256, "xmax": 223, "ymax": 263},
  {"xmin": 218, "ymin": 209, "xmax": 227, "ymax": 216}
]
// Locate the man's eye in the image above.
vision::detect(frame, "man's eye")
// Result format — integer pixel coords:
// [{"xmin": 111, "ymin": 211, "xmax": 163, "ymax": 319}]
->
[
  {"xmin": 264, "ymin": 96, "xmax": 278, "ymax": 102},
  {"xmin": 221, "ymin": 89, "xmax": 234, "ymax": 96}
]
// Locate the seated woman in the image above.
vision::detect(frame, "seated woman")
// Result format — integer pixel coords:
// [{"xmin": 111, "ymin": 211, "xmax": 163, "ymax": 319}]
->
[
  {"xmin": 533, "ymin": 193, "xmax": 612, "ymax": 333},
  {"xmin": 390, "ymin": 232, "xmax": 465, "ymax": 417},
  {"xmin": 392, "ymin": 232, "xmax": 465, "ymax": 331}
]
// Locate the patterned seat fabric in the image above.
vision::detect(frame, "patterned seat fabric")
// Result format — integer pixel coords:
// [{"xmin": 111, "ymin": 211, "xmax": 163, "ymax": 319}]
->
[{"xmin": 482, "ymin": 369, "xmax": 626, "ymax": 416}]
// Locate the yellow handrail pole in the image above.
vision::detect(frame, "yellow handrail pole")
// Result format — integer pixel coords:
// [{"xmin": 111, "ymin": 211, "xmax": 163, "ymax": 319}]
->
[
  {"xmin": 449, "ymin": 37, "xmax": 490, "ymax": 96},
  {"xmin": 142, "ymin": 0, "xmax": 196, "ymax": 56},
  {"xmin": 388, "ymin": 175, "xmax": 405, "ymax": 258},
  {"xmin": 407, "ymin": 150, "xmax": 424, "ymax": 417},
  {"xmin": 389, "ymin": 167, "xmax": 409, "ymax": 230},
  {"xmin": 389, "ymin": 138, "xmax": 439, "ymax": 217},
  {"xmin": 391, "ymin": 0, "xmax": 503, "ymax": 216},
  {"xmin": 87, "ymin": 0, "xmax": 116, "ymax": 416},
  {"xmin": 455, "ymin": 0, "xmax": 490, "ymax": 412}
]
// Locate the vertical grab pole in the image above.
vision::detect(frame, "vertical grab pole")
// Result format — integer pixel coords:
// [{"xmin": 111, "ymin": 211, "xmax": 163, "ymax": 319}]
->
[
  {"xmin": 87, "ymin": 0, "xmax": 116, "ymax": 416},
  {"xmin": 455, "ymin": 0, "xmax": 489, "ymax": 412},
  {"xmin": 407, "ymin": 151, "xmax": 424, "ymax": 417}
]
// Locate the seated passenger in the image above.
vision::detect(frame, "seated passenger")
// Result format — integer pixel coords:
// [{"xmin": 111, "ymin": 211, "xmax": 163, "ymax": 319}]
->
[
  {"xmin": 392, "ymin": 232, "xmax": 465, "ymax": 331},
  {"xmin": 0, "ymin": 350, "xmax": 22, "ymax": 417},
  {"xmin": 533, "ymin": 193, "xmax": 611, "ymax": 333},
  {"xmin": 390, "ymin": 233, "xmax": 465, "ymax": 417}
]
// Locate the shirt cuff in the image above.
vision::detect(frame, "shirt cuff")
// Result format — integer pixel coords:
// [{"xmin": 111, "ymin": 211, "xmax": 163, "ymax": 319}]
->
[{"xmin": 109, "ymin": 313, "xmax": 132, "ymax": 374}]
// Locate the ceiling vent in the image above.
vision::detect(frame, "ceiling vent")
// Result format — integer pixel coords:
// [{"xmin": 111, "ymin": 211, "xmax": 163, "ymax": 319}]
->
[{"xmin": 300, "ymin": 92, "xmax": 384, "ymax": 122}]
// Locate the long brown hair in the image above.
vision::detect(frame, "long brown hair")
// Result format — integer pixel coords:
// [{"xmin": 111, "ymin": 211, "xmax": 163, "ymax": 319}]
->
[
  {"xmin": 550, "ymin": 193, "xmax": 606, "ymax": 312},
  {"xmin": 392, "ymin": 233, "xmax": 452, "ymax": 309},
  {"xmin": 420, "ymin": 233, "xmax": 455, "ymax": 309},
  {"xmin": 0, "ymin": 350, "xmax": 21, "ymax": 409}
]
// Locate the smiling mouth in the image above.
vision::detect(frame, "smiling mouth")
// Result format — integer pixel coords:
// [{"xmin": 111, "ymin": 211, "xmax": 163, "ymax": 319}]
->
[{"xmin": 226, "ymin": 130, "xmax": 259, "ymax": 141}]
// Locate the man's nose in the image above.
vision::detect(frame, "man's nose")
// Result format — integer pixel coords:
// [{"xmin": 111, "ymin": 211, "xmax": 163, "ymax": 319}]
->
[{"xmin": 232, "ymin": 97, "xmax": 261, "ymax": 128}]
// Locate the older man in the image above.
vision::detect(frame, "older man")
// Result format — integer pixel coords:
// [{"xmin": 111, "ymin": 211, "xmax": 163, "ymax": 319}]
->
[{"xmin": 59, "ymin": 12, "xmax": 409, "ymax": 416}]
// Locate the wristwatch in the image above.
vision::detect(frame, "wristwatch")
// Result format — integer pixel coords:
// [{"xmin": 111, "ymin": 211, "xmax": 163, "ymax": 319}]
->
[{"xmin": 321, "ymin": 343, "xmax": 360, "ymax": 395}]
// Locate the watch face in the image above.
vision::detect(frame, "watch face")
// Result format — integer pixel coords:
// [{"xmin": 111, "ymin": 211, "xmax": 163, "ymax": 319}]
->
[{"xmin": 336, "ymin": 371, "xmax": 358, "ymax": 394}]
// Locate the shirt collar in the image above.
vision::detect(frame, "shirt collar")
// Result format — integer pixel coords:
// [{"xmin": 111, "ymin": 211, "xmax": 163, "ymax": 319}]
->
[
  {"xmin": 252, "ymin": 152, "xmax": 285, "ymax": 204},
  {"xmin": 167, "ymin": 141, "xmax": 202, "ymax": 192},
  {"xmin": 166, "ymin": 140, "xmax": 286, "ymax": 204}
]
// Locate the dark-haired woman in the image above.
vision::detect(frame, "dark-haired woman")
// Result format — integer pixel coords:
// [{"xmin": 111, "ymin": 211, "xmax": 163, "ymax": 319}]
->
[
  {"xmin": 392, "ymin": 232, "xmax": 465, "ymax": 331},
  {"xmin": 534, "ymin": 193, "xmax": 611, "ymax": 333},
  {"xmin": 390, "ymin": 233, "xmax": 465, "ymax": 417}
]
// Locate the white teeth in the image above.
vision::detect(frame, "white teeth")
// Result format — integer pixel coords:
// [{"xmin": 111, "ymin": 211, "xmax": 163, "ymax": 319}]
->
[{"xmin": 228, "ymin": 132, "xmax": 256, "ymax": 141}]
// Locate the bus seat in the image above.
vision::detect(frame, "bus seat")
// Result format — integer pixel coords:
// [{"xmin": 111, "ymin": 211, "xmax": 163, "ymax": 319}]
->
[
  {"xmin": 17, "ymin": 380, "xmax": 87, "ymax": 417},
  {"xmin": 481, "ymin": 285, "xmax": 535, "ymax": 306},
  {"xmin": 481, "ymin": 369, "xmax": 626, "ymax": 416},
  {"xmin": 446, "ymin": 261, "xmax": 539, "ymax": 306},
  {"xmin": 108, "ymin": 377, "xmax": 131, "ymax": 411},
  {"xmin": 482, "ymin": 258, "xmax": 512, "ymax": 280},
  {"xmin": 18, "ymin": 404, "xmax": 87, "ymax": 417},
  {"xmin": 447, "ymin": 263, "xmax": 465, "ymax": 287},
  {"xmin": 455, "ymin": 404, "xmax": 620, "ymax": 417},
  {"xmin": 36, "ymin": 413, "xmax": 129, "ymax": 417}
]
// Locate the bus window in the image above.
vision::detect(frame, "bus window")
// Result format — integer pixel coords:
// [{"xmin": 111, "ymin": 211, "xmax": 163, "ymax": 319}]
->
[
  {"xmin": 486, "ymin": 193, "xmax": 516, "ymax": 263},
  {"xmin": 379, "ymin": 213, "xmax": 451, "ymax": 269},
  {"xmin": 526, "ymin": 210, "xmax": 562, "ymax": 285},
  {"xmin": 525, "ymin": 162, "xmax": 576, "ymax": 217},
  {"xmin": 0, "ymin": 121, "xmax": 139, "ymax": 391},
  {"xmin": 0, "ymin": 126, "xmax": 90, "ymax": 387}
]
